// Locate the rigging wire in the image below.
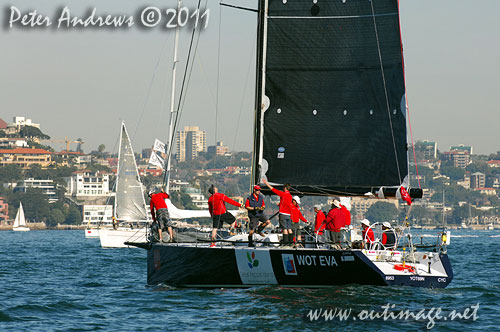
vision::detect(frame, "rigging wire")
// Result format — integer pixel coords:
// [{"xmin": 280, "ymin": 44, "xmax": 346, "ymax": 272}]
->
[
  {"xmin": 213, "ymin": 0, "xmax": 223, "ymax": 173},
  {"xmin": 369, "ymin": 0, "xmax": 402, "ymax": 184},
  {"xmin": 130, "ymin": 34, "xmax": 171, "ymax": 143},
  {"xmin": 163, "ymin": 0, "xmax": 205, "ymax": 187}
]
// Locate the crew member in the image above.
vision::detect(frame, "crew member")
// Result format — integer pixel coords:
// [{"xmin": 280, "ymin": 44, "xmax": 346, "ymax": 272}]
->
[
  {"xmin": 313, "ymin": 205, "xmax": 326, "ymax": 236},
  {"xmin": 149, "ymin": 189, "xmax": 174, "ymax": 242},
  {"xmin": 381, "ymin": 221, "xmax": 397, "ymax": 249},
  {"xmin": 245, "ymin": 185, "xmax": 271, "ymax": 247},
  {"xmin": 208, "ymin": 185, "xmax": 242, "ymax": 247},
  {"xmin": 291, "ymin": 196, "xmax": 308, "ymax": 247},
  {"xmin": 325, "ymin": 198, "xmax": 344, "ymax": 247},
  {"xmin": 340, "ymin": 202, "xmax": 351, "ymax": 227},
  {"xmin": 262, "ymin": 178, "xmax": 293, "ymax": 245},
  {"xmin": 361, "ymin": 219, "xmax": 375, "ymax": 248}
]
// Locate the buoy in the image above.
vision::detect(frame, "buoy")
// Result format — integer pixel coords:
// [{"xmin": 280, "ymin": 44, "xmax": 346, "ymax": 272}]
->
[{"xmin": 394, "ymin": 264, "xmax": 415, "ymax": 273}]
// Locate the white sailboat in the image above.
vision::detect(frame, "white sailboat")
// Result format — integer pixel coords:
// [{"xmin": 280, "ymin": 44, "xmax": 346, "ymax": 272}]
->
[
  {"xmin": 99, "ymin": 122, "xmax": 151, "ymax": 248},
  {"xmin": 12, "ymin": 202, "xmax": 30, "ymax": 232}
]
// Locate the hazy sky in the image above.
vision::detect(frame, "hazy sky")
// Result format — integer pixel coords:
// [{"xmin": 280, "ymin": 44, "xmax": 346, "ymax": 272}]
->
[{"xmin": 1, "ymin": 0, "xmax": 499, "ymax": 155}]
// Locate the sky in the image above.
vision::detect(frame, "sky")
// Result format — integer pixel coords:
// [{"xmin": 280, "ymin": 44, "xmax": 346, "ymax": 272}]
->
[{"xmin": 1, "ymin": 0, "xmax": 499, "ymax": 155}]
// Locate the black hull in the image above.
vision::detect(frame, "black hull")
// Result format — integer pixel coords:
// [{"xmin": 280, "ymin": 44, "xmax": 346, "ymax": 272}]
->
[{"xmin": 147, "ymin": 244, "xmax": 453, "ymax": 288}]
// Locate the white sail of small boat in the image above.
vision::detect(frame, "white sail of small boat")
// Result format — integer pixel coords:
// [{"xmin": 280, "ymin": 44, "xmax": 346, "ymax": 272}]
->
[
  {"xmin": 99, "ymin": 122, "xmax": 150, "ymax": 248},
  {"xmin": 12, "ymin": 202, "xmax": 30, "ymax": 232}
]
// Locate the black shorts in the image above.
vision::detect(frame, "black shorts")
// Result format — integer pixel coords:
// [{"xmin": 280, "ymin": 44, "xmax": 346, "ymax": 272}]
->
[
  {"xmin": 291, "ymin": 222, "xmax": 301, "ymax": 236},
  {"xmin": 249, "ymin": 214, "xmax": 268, "ymax": 231},
  {"xmin": 279, "ymin": 214, "xmax": 292, "ymax": 230},
  {"xmin": 212, "ymin": 212, "xmax": 236, "ymax": 229},
  {"xmin": 156, "ymin": 208, "xmax": 173, "ymax": 230}
]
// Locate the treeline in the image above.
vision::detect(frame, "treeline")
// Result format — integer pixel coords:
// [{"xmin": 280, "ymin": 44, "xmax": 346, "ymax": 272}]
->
[{"xmin": 0, "ymin": 164, "xmax": 84, "ymax": 226}]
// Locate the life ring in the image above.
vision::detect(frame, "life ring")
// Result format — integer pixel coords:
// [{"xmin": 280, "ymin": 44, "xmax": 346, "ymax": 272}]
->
[{"xmin": 393, "ymin": 264, "xmax": 415, "ymax": 273}]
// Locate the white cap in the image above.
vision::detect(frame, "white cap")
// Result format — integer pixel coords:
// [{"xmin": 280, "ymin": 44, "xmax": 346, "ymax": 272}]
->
[
  {"xmin": 313, "ymin": 204, "xmax": 321, "ymax": 210},
  {"xmin": 361, "ymin": 219, "xmax": 370, "ymax": 227},
  {"xmin": 148, "ymin": 190, "xmax": 154, "ymax": 196},
  {"xmin": 382, "ymin": 222, "xmax": 391, "ymax": 228},
  {"xmin": 332, "ymin": 199, "xmax": 341, "ymax": 208},
  {"xmin": 292, "ymin": 196, "xmax": 301, "ymax": 204}
]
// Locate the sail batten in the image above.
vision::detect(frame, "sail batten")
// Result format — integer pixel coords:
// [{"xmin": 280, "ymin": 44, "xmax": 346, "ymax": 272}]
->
[{"xmin": 254, "ymin": 0, "xmax": 412, "ymax": 197}]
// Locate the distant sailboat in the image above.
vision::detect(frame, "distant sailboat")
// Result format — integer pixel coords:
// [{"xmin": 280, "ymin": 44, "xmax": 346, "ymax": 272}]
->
[
  {"xmin": 99, "ymin": 122, "xmax": 150, "ymax": 248},
  {"xmin": 12, "ymin": 202, "xmax": 30, "ymax": 232}
]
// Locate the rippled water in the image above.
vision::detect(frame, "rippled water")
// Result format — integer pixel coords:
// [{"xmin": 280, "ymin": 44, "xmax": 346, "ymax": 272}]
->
[{"xmin": 0, "ymin": 229, "xmax": 498, "ymax": 331}]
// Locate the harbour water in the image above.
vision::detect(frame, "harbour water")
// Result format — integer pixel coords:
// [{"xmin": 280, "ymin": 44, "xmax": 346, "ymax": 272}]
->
[{"xmin": 0, "ymin": 229, "xmax": 498, "ymax": 331}]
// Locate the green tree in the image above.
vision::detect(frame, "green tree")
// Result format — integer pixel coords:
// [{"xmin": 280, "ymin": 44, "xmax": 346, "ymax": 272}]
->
[
  {"xmin": 180, "ymin": 193, "xmax": 197, "ymax": 209},
  {"xmin": 47, "ymin": 208, "xmax": 65, "ymax": 227},
  {"xmin": 440, "ymin": 166, "xmax": 466, "ymax": 181},
  {"xmin": 25, "ymin": 164, "xmax": 45, "ymax": 179},
  {"xmin": 0, "ymin": 164, "xmax": 23, "ymax": 183},
  {"xmin": 19, "ymin": 126, "xmax": 50, "ymax": 139},
  {"xmin": 365, "ymin": 202, "xmax": 399, "ymax": 223},
  {"xmin": 65, "ymin": 205, "xmax": 82, "ymax": 225},
  {"xmin": 22, "ymin": 188, "xmax": 50, "ymax": 222},
  {"xmin": 98, "ymin": 144, "xmax": 106, "ymax": 153}
]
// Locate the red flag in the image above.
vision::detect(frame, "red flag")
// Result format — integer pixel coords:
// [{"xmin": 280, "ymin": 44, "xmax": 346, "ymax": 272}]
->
[{"xmin": 400, "ymin": 186, "xmax": 412, "ymax": 205}]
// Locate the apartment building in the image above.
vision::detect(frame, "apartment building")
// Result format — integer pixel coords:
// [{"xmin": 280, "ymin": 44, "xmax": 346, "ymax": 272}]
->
[
  {"xmin": 0, "ymin": 147, "xmax": 53, "ymax": 169},
  {"xmin": 175, "ymin": 126, "xmax": 206, "ymax": 162}
]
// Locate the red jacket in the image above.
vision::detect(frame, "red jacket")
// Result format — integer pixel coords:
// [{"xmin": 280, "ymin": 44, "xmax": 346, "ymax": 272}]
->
[
  {"xmin": 150, "ymin": 192, "xmax": 169, "ymax": 219},
  {"xmin": 325, "ymin": 208, "xmax": 344, "ymax": 232},
  {"xmin": 314, "ymin": 211, "xmax": 326, "ymax": 235},
  {"xmin": 362, "ymin": 228, "xmax": 375, "ymax": 243},
  {"xmin": 271, "ymin": 188, "xmax": 292, "ymax": 215},
  {"xmin": 340, "ymin": 205, "xmax": 351, "ymax": 227},
  {"xmin": 291, "ymin": 205, "xmax": 307, "ymax": 223},
  {"xmin": 208, "ymin": 192, "xmax": 241, "ymax": 216}
]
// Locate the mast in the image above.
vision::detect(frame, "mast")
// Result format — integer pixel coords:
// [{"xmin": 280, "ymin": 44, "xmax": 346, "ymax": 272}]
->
[
  {"xmin": 252, "ymin": 0, "xmax": 267, "ymax": 187},
  {"xmin": 164, "ymin": 0, "xmax": 182, "ymax": 193}
]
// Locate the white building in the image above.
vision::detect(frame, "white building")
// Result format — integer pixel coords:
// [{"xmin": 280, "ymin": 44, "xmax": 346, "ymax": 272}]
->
[
  {"xmin": 12, "ymin": 116, "xmax": 41, "ymax": 129},
  {"xmin": 184, "ymin": 187, "xmax": 208, "ymax": 209},
  {"xmin": 82, "ymin": 205, "xmax": 113, "ymax": 226},
  {"xmin": 65, "ymin": 170, "xmax": 111, "ymax": 198},
  {"xmin": 17, "ymin": 178, "xmax": 58, "ymax": 203}
]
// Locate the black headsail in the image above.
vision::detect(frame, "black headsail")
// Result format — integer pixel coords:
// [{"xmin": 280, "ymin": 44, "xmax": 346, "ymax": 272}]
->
[{"xmin": 253, "ymin": 0, "xmax": 421, "ymax": 199}]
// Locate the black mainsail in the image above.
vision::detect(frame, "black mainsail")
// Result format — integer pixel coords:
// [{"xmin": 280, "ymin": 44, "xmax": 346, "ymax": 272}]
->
[{"xmin": 254, "ymin": 0, "xmax": 421, "ymax": 198}]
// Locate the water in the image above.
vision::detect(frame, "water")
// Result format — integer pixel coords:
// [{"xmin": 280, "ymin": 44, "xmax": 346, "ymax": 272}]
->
[{"xmin": 0, "ymin": 229, "xmax": 498, "ymax": 331}]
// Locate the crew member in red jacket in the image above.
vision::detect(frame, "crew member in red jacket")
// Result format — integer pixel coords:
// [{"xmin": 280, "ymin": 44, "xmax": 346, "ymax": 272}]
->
[
  {"xmin": 340, "ymin": 204, "xmax": 351, "ymax": 227},
  {"xmin": 291, "ymin": 196, "xmax": 308, "ymax": 247},
  {"xmin": 325, "ymin": 198, "xmax": 344, "ymax": 246},
  {"xmin": 149, "ymin": 189, "xmax": 173, "ymax": 242},
  {"xmin": 208, "ymin": 184, "xmax": 241, "ymax": 247},
  {"xmin": 313, "ymin": 205, "xmax": 326, "ymax": 235},
  {"xmin": 262, "ymin": 178, "xmax": 293, "ymax": 245},
  {"xmin": 361, "ymin": 219, "xmax": 375, "ymax": 248}
]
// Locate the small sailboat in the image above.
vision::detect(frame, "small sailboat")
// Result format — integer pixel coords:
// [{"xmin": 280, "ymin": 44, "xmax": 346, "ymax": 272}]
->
[
  {"xmin": 12, "ymin": 202, "xmax": 30, "ymax": 232},
  {"xmin": 99, "ymin": 122, "xmax": 151, "ymax": 248}
]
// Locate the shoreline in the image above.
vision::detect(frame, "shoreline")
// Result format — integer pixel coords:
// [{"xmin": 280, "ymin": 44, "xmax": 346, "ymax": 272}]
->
[{"xmin": 0, "ymin": 224, "xmax": 86, "ymax": 231}]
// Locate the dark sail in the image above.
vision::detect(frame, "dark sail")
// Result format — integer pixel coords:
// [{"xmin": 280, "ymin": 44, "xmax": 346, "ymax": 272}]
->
[{"xmin": 254, "ymin": 0, "xmax": 418, "ymax": 197}]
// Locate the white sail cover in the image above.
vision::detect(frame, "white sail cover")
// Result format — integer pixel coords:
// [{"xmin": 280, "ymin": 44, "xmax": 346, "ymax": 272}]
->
[
  {"xmin": 13, "ymin": 202, "xmax": 26, "ymax": 227},
  {"xmin": 165, "ymin": 198, "xmax": 242, "ymax": 220},
  {"xmin": 115, "ymin": 123, "xmax": 149, "ymax": 222}
]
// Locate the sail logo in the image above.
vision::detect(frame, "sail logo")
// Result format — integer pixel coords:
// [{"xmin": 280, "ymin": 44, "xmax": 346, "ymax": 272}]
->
[
  {"xmin": 246, "ymin": 251, "xmax": 259, "ymax": 269},
  {"xmin": 282, "ymin": 254, "xmax": 297, "ymax": 275},
  {"xmin": 277, "ymin": 147, "xmax": 285, "ymax": 159}
]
